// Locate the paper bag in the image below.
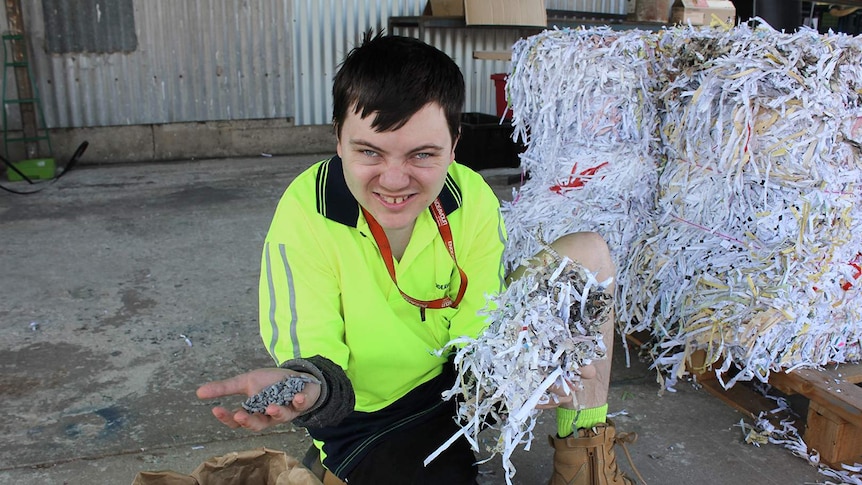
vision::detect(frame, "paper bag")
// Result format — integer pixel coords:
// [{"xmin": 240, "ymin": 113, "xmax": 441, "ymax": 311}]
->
[{"xmin": 131, "ymin": 447, "xmax": 323, "ymax": 485}]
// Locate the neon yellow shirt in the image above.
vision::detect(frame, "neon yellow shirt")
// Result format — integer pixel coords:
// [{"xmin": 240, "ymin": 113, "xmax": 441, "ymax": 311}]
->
[{"xmin": 259, "ymin": 156, "xmax": 506, "ymax": 412}]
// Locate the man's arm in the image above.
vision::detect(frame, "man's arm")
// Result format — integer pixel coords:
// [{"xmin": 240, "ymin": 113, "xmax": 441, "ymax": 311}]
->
[{"xmin": 257, "ymin": 194, "xmax": 356, "ymax": 427}]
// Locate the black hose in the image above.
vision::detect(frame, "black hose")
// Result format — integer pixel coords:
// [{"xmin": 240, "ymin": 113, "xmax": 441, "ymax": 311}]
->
[{"xmin": 0, "ymin": 141, "xmax": 88, "ymax": 195}]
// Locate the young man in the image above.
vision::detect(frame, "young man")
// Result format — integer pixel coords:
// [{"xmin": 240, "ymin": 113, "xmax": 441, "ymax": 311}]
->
[{"xmin": 197, "ymin": 33, "xmax": 633, "ymax": 485}]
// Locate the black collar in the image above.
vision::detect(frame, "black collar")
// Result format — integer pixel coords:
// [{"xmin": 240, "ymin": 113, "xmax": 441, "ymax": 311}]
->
[{"xmin": 315, "ymin": 155, "xmax": 462, "ymax": 228}]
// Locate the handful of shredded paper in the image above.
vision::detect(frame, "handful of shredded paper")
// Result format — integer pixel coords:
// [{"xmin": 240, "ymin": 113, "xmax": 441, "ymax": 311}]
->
[{"xmin": 428, "ymin": 256, "xmax": 611, "ymax": 484}]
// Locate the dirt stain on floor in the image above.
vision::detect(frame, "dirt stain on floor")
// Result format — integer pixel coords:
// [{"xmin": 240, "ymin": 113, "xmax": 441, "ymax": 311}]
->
[
  {"xmin": 100, "ymin": 288, "xmax": 157, "ymax": 328},
  {"xmin": 0, "ymin": 341, "xmax": 153, "ymax": 467},
  {"xmin": 0, "ymin": 342, "xmax": 103, "ymax": 388}
]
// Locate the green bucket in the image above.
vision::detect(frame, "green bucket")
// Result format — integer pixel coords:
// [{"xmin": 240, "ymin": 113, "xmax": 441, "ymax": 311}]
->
[{"xmin": 6, "ymin": 158, "xmax": 56, "ymax": 181}]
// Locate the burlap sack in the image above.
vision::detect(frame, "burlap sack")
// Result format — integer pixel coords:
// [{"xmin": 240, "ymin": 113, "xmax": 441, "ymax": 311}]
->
[{"xmin": 131, "ymin": 447, "xmax": 322, "ymax": 485}]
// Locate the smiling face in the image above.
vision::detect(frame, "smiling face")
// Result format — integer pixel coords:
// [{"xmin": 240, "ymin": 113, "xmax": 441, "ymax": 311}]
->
[{"xmin": 337, "ymin": 103, "xmax": 456, "ymax": 242}]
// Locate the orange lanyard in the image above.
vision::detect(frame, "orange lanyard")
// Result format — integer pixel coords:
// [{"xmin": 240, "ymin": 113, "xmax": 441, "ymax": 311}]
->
[{"xmin": 361, "ymin": 198, "xmax": 468, "ymax": 318}]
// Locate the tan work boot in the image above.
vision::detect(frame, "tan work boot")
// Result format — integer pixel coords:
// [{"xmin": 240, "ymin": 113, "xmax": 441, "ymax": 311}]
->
[{"xmin": 547, "ymin": 419, "xmax": 641, "ymax": 485}]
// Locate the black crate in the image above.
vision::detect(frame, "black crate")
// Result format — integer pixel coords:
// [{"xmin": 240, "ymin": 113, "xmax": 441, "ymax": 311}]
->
[{"xmin": 455, "ymin": 113, "xmax": 523, "ymax": 171}]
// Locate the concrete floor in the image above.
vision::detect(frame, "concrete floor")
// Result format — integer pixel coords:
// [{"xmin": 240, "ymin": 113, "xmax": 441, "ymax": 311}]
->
[{"xmin": 0, "ymin": 155, "xmax": 835, "ymax": 484}]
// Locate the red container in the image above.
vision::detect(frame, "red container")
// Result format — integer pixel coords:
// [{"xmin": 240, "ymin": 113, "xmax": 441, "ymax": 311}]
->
[{"xmin": 491, "ymin": 73, "xmax": 512, "ymax": 120}]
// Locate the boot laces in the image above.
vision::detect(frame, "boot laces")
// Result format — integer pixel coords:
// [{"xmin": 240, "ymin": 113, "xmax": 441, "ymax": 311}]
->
[{"xmin": 612, "ymin": 431, "xmax": 646, "ymax": 485}]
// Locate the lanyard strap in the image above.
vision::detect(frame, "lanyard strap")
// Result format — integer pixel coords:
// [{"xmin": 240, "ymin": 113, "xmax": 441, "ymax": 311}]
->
[{"xmin": 361, "ymin": 198, "xmax": 468, "ymax": 310}]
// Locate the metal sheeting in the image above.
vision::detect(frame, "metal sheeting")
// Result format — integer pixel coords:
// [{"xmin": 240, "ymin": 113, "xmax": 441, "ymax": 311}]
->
[
  {"xmin": 292, "ymin": 0, "xmax": 626, "ymax": 125},
  {"xmin": 547, "ymin": 0, "xmax": 626, "ymax": 13},
  {"xmin": 1, "ymin": 0, "xmax": 626, "ymax": 129},
  {"xmin": 41, "ymin": 0, "xmax": 139, "ymax": 54},
  {"xmin": 420, "ymin": 27, "xmax": 522, "ymax": 118},
  {"xmin": 291, "ymin": 0, "xmax": 427, "ymax": 126},
  {"xmin": 12, "ymin": 0, "xmax": 293, "ymax": 128},
  {"xmin": 293, "ymin": 15, "xmax": 516, "ymax": 124}
]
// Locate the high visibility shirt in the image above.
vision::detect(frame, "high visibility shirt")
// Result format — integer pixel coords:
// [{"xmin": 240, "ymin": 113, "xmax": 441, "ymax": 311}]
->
[{"xmin": 259, "ymin": 156, "xmax": 507, "ymax": 412}]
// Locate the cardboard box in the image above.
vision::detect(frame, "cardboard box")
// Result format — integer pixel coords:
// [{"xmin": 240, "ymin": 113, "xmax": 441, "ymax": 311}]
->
[
  {"xmin": 635, "ymin": 0, "xmax": 673, "ymax": 22},
  {"xmin": 671, "ymin": 0, "xmax": 736, "ymax": 26},
  {"xmin": 6, "ymin": 158, "xmax": 55, "ymax": 181},
  {"xmin": 424, "ymin": 0, "xmax": 464, "ymax": 16},
  {"xmin": 464, "ymin": 0, "xmax": 547, "ymax": 27}
]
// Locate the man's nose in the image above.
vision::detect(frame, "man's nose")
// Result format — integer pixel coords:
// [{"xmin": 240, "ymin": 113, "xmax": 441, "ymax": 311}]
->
[{"xmin": 378, "ymin": 163, "xmax": 410, "ymax": 190}]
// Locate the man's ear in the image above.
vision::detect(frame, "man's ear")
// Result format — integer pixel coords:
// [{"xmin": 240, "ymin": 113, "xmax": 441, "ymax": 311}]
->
[
  {"xmin": 451, "ymin": 133, "xmax": 461, "ymax": 163},
  {"xmin": 334, "ymin": 122, "xmax": 343, "ymax": 157}
]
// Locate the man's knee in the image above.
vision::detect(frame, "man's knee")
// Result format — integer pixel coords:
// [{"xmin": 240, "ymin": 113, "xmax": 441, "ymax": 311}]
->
[
  {"xmin": 549, "ymin": 232, "xmax": 615, "ymax": 287},
  {"xmin": 508, "ymin": 232, "xmax": 615, "ymax": 285}
]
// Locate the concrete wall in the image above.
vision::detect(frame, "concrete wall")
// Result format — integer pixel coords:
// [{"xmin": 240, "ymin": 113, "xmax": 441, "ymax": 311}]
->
[{"xmin": 5, "ymin": 121, "xmax": 335, "ymax": 165}]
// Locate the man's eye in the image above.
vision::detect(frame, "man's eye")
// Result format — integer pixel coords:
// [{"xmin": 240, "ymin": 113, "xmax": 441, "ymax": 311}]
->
[
  {"xmin": 414, "ymin": 152, "xmax": 431, "ymax": 160},
  {"xmin": 361, "ymin": 149, "xmax": 378, "ymax": 157}
]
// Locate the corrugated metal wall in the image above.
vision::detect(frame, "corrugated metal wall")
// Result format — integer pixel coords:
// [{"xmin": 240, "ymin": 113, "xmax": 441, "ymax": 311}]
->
[
  {"xmin": 4, "ymin": 0, "xmax": 293, "ymax": 129},
  {"xmin": 291, "ymin": 0, "xmax": 427, "ymax": 126},
  {"xmin": 0, "ymin": 0, "xmax": 625, "ymax": 129},
  {"xmin": 547, "ymin": 0, "xmax": 627, "ymax": 11},
  {"xmin": 293, "ymin": 0, "xmax": 627, "ymax": 125}
]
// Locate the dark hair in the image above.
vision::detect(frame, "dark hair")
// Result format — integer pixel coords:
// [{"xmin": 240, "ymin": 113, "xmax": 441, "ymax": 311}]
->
[{"xmin": 332, "ymin": 32, "xmax": 465, "ymax": 144}]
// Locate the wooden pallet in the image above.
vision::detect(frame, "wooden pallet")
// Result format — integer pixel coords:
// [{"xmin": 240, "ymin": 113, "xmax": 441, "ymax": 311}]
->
[{"xmin": 627, "ymin": 333, "xmax": 862, "ymax": 466}]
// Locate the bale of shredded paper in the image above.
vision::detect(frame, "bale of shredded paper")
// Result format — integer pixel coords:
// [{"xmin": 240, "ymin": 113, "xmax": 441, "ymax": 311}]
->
[
  {"xmin": 447, "ymin": 21, "xmax": 862, "ymax": 484},
  {"xmin": 502, "ymin": 28, "xmax": 662, "ymax": 296},
  {"xmin": 507, "ymin": 27, "xmax": 660, "ymax": 157},
  {"xmin": 500, "ymin": 23, "xmax": 862, "ymax": 390},
  {"xmin": 502, "ymin": 147, "xmax": 657, "ymax": 294},
  {"xmin": 430, "ymin": 256, "xmax": 611, "ymax": 485},
  {"xmin": 623, "ymin": 23, "xmax": 862, "ymax": 389}
]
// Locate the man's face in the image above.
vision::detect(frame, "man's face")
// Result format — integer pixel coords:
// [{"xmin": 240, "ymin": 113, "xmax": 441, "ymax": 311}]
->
[{"xmin": 337, "ymin": 103, "xmax": 456, "ymax": 238}]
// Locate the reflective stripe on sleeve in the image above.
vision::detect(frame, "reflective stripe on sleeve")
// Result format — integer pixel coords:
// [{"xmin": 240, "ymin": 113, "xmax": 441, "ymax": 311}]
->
[{"xmin": 264, "ymin": 241, "xmax": 301, "ymax": 362}]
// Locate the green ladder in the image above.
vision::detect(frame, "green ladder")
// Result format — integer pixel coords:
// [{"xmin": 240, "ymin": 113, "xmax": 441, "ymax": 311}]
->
[{"xmin": 2, "ymin": 32, "xmax": 52, "ymax": 162}]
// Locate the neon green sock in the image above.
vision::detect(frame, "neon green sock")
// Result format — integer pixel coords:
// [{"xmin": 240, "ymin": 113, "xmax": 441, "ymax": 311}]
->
[
  {"xmin": 575, "ymin": 403, "xmax": 608, "ymax": 430},
  {"xmin": 557, "ymin": 404, "xmax": 610, "ymax": 437},
  {"xmin": 556, "ymin": 408, "xmax": 578, "ymax": 438}
]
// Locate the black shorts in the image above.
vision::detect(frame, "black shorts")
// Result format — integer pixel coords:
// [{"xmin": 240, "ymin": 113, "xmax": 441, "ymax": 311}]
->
[{"xmin": 345, "ymin": 408, "xmax": 478, "ymax": 485}]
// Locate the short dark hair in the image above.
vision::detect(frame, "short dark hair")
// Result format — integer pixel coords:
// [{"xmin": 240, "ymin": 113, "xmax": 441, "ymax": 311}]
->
[{"xmin": 332, "ymin": 32, "xmax": 465, "ymax": 144}]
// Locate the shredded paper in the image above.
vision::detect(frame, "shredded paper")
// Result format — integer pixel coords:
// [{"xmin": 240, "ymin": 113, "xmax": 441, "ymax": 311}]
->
[
  {"xmin": 740, "ymin": 383, "xmax": 862, "ymax": 484},
  {"xmin": 430, "ymin": 257, "xmax": 611, "ymax": 484},
  {"xmin": 503, "ymin": 22, "xmax": 862, "ymax": 390},
  {"xmin": 442, "ymin": 20, "xmax": 862, "ymax": 481},
  {"xmin": 503, "ymin": 27, "xmax": 661, "ymax": 279}
]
